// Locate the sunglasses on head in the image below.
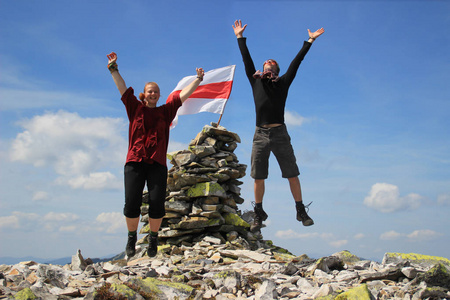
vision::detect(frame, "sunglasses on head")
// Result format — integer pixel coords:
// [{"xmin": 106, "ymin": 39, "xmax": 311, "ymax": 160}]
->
[{"xmin": 263, "ymin": 59, "xmax": 278, "ymax": 66}]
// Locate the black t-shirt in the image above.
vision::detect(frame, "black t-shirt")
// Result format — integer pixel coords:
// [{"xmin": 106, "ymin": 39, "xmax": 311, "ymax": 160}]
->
[{"xmin": 237, "ymin": 38, "xmax": 312, "ymax": 127}]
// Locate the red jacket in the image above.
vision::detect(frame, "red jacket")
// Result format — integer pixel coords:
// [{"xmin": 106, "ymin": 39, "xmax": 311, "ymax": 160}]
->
[{"xmin": 121, "ymin": 87, "xmax": 181, "ymax": 166}]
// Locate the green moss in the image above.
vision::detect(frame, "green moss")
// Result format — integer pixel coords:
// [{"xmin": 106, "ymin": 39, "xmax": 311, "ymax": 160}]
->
[
  {"xmin": 14, "ymin": 288, "xmax": 37, "ymax": 300},
  {"xmin": 223, "ymin": 213, "xmax": 250, "ymax": 228},
  {"xmin": 335, "ymin": 284, "xmax": 373, "ymax": 300},
  {"xmin": 207, "ymin": 218, "xmax": 222, "ymax": 227},
  {"xmin": 314, "ymin": 296, "xmax": 335, "ymax": 300},
  {"xmin": 140, "ymin": 224, "xmax": 149, "ymax": 234},
  {"xmin": 141, "ymin": 277, "xmax": 194, "ymax": 294},
  {"xmin": 186, "ymin": 182, "xmax": 226, "ymax": 198},
  {"xmin": 172, "ymin": 274, "xmax": 187, "ymax": 283},
  {"xmin": 273, "ymin": 251, "xmax": 297, "ymax": 262},
  {"xmin": 386, "ymin": 252, "xmax": 450, "ymax": 264},
  {"xmin": 418, "ymin": 263, "xmax": 450, "ymax": 289},
  {"xmin": 214, "ymin": 270, "xmax": 234, "ymax": 279},
  {"xmin": 111, "ymin": 284, "xmax": 138, "ymax": 298}
]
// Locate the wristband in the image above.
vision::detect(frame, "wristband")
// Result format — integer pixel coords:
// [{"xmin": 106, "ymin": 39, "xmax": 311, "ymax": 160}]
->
[
  {"xmin": 197, "ymin": 76, "xmax": 203, "ymax": 81},
  {"xmin": 108, "ymin": 61, "xmax": 119, "ymax": 73}
]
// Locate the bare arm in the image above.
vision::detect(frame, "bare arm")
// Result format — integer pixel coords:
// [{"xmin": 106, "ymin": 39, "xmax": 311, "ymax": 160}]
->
[
  {"xmin": 179, "ymin": 68, "xmax": 205, "ymax": 103},
  {"xmin": 107, "ymin": 52, "xmax": 127, "ymax": 96}
]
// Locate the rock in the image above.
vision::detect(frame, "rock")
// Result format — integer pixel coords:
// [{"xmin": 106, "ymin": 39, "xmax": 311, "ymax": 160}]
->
[
  {"xmin": 382, "ymin": 252, "xmax": 450, "ymax": 269},
  {"xmin": 416, "ymin": 263, "xmax": 450, "ymax": 289},
  {"xmin": 71, "ymin": 249, "xmax": 87, "ymax": 271},
  {"xmin": 2, "ymin": 249, "xmax": 450, "ymax": 300},
  {"xmin": 255, "ymin": 280, "xmax": 277, "ymax": 299},
  {"xmin": 332, "ymin": 250, "xmax": 361, "ymax": 266},
  {"xmin": 335, "ymin": 283, "xmax": 373, "ymax": 300},
  {"xmin": 171, "ymin": 150, "xmax": 197, "ymax": 167},
  {"xmin": 189, "ymin": 145, "xmax": 216, "ymax": 158}
]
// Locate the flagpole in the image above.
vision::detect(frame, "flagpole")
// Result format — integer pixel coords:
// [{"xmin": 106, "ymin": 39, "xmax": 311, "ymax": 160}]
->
[
  {"xmin": 217, "ymin": 113, "xmax": 224, "ymax": 127},
  {"xmin": 216, "ymin": 65, "xmax": 235, "ymax": 127},
  {"xmin": 216, "ymin": 97, "xmax": 229, "ymax": 127}
]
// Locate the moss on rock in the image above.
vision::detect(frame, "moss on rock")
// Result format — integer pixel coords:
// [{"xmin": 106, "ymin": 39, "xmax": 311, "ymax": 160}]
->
[
  {"xmin": 335, "ymin": 284, "xmax": 373, "ymax": 300},
  {"xmin": 14, "ymin": 288, "xmax": 37, "ymax": 300},
  {"xmin": 223, "ymin": 213, "xmax": 250, "ymax": 228},
  {"xmin": 186, "ymin": 182, "xmax": 226, "ymax": 198},
  {"xmin": 383, "ymin": 252, "xmax": 450, "ymax": 267}
]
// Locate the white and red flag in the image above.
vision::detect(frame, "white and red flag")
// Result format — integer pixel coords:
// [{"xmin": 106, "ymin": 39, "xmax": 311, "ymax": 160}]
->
[{"xmin": 168, "ymin": 65, "xmax": 236, "ymax": 129}]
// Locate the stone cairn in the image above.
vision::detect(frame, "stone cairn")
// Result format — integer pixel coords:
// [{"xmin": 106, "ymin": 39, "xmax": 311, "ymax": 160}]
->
[{"xmin": 138, "ymin": 123, "xmax": 262, "ymax": 249}]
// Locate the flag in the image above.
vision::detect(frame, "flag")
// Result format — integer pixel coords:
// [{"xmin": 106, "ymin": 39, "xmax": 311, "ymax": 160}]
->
[{"xmin": 168, "ymin": 65, "xmax": 235, "ymax": 129}]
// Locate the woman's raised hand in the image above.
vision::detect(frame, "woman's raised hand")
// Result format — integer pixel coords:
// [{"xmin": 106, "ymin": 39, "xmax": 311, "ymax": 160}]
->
[
  {"xmin": 107, "ymin": 52, "xmax": 117, "ymax": 64},
  {"xmin": 196, "ymin": 67, "xmax": 205, "ymax": 81}
]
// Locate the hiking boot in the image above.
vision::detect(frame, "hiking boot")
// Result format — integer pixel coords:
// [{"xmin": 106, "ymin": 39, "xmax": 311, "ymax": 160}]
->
[
  {"xmin": 125, "ymin": 234, "xmax": 137, "ymax": 258},
  {"xmin": 250, "ymin": 202, "xmax": 268, "ymax": 232},
  {"xmin": 147, "ymin": 235, "xmax": 158, "ymax": 257},
  {"xmin": 296, "ymin": 201, "xmax": 314, "ymax": 226}
]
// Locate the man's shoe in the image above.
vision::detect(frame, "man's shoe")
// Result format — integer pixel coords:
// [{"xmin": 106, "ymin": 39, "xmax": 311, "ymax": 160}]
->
[
  {"xmin": 296, "ymin": 202, "xmax": 314, "ymax": 226},
  {"xmin": 125, "ymin": 234, "xmax": 137, "ymax": 257},
  {"xmin": 250, "ymin": 202, "xmax": 268, "ymax": 232},
  {"xmin": 147, "ymin": 235, "xmax": 158, "ymax": 257}
]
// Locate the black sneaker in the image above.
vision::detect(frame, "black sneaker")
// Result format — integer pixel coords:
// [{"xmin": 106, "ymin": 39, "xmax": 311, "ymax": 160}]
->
[
  {"xmin": 126, "ymin": 234, "xmax": 137, "ymax": 257},
  {"xmin": 147, "ymin": 235, "xmax": 158, "ymax": 257},
  {"xmin": 250, "ymin": 202, "xmax": 268, "ymax": 232},
  {"xmin": 296, "ymin": 201, "xmax": 314, "ymax": 226}
]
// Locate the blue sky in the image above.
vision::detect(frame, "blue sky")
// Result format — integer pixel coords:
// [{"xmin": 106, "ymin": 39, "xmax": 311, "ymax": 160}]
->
[{"xmin": 1, "ymin": 0, "xmax": 449, "ymax": 262}]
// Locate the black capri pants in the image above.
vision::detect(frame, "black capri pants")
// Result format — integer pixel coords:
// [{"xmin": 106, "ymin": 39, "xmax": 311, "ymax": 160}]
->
[{"xmin": 124, "ymin": 161, "xmax": 167, "ymax": 219}]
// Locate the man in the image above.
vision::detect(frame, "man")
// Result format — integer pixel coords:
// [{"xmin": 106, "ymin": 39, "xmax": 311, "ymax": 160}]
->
[{"xmin": 232, "ymin": 20, "xmax": 324, "ymax": 231}]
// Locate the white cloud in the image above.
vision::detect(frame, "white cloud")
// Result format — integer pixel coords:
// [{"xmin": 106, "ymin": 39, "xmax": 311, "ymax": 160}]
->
[
  {"xmin": 284, "ymin": 110, "xmax": 315, "ymax": 127},
  {"xmin": 275, "ymin": 229, "xmax": 319, "ymax": 239},
  {"xmin": 9, "ymin": 111, "xmax": 126, "ymax": 190},
  {"xmin": 437, "ymin": 194, "xmax": 450, "ymax": 205},
  {"xmin": 64, "ymin": 172, "xmax": 121, "ymax": 190},
  {"xmin": 363, "ymin": 183, "xmax": 422, "ymax": 213},
  {"xmin": 96, "ymin": 212, "xmax": 125, "ymax": 234},
  {"xmin": 380, "ymin": 229, "xmax": 442, "ymax": 242},
  {"xmin": 11, "ymin": 212, "xmax": 40, "ymax": 222},
  {"xmin": 32, "ymin": 191, "xmax": 49, "ymax": 202},
  {"xmin": 380, "ymin": 230, "xmax": 403, "ymax": 241},
  {"xmin": 354, "ymin": 233, "xmax": 365, "ymax": 240},
  {"xmin": 406, "ymin": 229, "xmax": 442, "ymax": 242},
  {"xmin": 330, "ymin": 240, "xmax": 348, "ymax": 248},
  {"xmin": 0, "ymin": 211, "xmax": 73, "ymax": 231},
  {"xmin": 0, "ymin": 215, "xmax": 20, "ymax": 229},
  {"xmin": 43, "ymin": 212, "xmax": 79, "ymax": 222},
  {"xmin": 168, "ymin": 140, "xmax": 188, "ymax": 154},
  {"xmin": 59, "ymin": 226, "xmax": 77, "ymax": 232},
  {"xmin": 275, "ymin": 229, "xmax": 343, "ymax": 248}
]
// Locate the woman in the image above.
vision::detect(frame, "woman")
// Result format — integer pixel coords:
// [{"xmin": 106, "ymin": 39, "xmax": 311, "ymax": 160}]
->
[{"xmin": 107, "ymin": 52, "xmax": 204, "ymax": 257}]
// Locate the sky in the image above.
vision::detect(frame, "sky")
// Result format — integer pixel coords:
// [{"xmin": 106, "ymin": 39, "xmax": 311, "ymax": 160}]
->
[{"xmin": 1, "ymin": 0, "xmax": 449, "ymax": 263}]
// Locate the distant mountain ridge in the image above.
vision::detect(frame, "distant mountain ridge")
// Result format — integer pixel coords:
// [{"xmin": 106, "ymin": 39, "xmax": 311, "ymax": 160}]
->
[{"xmin": 0, "ymin": 253, "xmax": 121, "ymax": 266}]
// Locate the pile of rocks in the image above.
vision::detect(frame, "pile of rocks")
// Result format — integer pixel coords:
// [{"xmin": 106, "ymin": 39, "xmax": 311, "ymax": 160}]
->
[
  {"xmin": 2, "ymin": 242, "xmax": 450, "ymax": 299},
  {"xmin": 139, "ymin": 124, "xmax": 260, "ymax": 249}
]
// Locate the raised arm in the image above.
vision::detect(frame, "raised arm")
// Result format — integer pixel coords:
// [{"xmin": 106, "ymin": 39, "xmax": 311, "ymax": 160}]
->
[
  {"xmin": 179, "ymin": 68, "xmax": 205, "ymax": 103},
  {"xmin": 233, "ymin": 20, "xmax": 257, "ymax": 81},
  {"xmin": 107, "ymin": 52, "xmax": 127, "ymax": 96}
]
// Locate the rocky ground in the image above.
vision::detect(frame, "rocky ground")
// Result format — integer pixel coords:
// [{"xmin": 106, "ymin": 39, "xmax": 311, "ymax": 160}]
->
[{"xmin": 1, "ymin": 236, "xmax": 449, "ymax": 300}]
